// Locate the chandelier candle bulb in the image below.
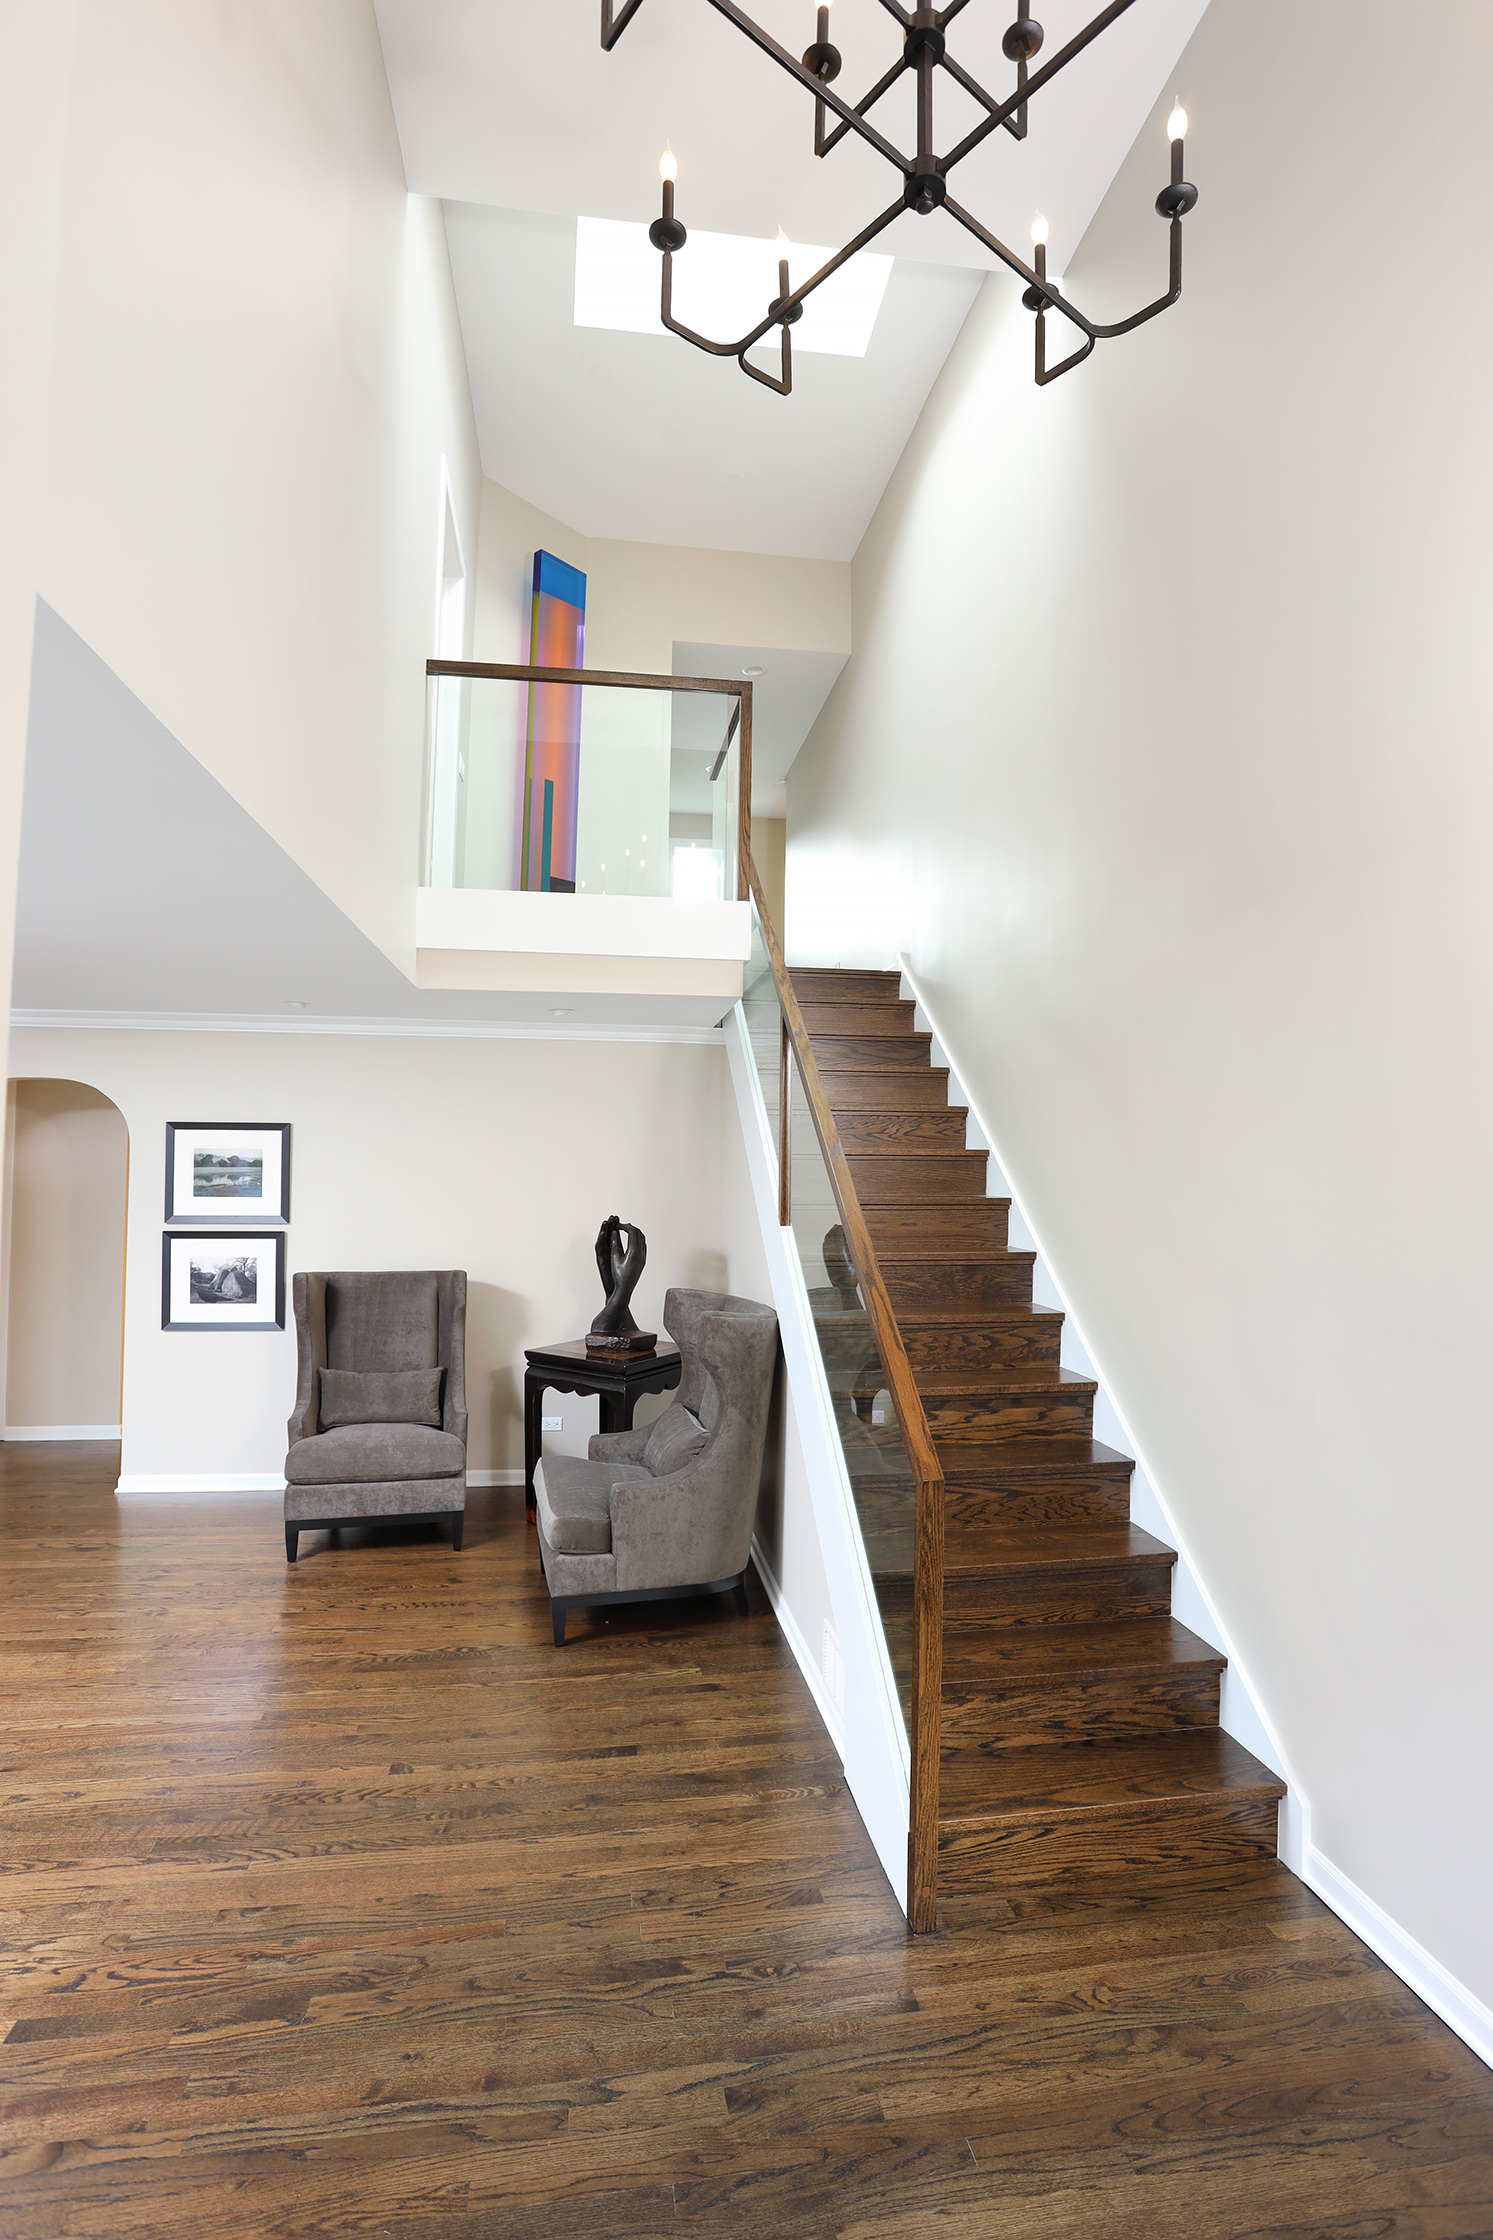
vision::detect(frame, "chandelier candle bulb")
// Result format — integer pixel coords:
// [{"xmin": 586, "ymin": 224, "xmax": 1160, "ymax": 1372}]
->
[
  {"xmin": 658, "ymin": 148, "xmax": 678, "ymax": 184},
  {"xmin": 1168, "ymin": 101, "xmax": 1188, "ymax": 142},
  {"xmin": 1030, "ymin": 211, "xmax": 1049, "ymax": 247}
]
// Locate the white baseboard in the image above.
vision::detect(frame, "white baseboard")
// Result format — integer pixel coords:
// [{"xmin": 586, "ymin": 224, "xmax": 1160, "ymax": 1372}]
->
[
  {"xmin": 5, "ymin": 1424, "xmax": 120, "ymax": 1441},
  {"xmin": 467, "ymin": 1469, "xmax": 525, "ymax": 1488},
  {"xmin": 1304, "ymin": 1843, "xmax": 1493, "ymax": 2072},
  {"xmin": 750, "ymin": 1532, "xmax": 846, "ymax": 1762},
  {"xmin": 115, "ymin": 1472, "xmax": 284, "ymax": 1495}
]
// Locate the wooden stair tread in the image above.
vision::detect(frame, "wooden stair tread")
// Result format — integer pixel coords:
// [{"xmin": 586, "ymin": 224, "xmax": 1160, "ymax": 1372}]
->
[
  {"xmin": 942, "ymin": 1614, "xmax": 1225, "ymax": 1684},
  {"xmin": 876, "ymin": 1521, "xmax": 1174, "ymax": 1581},
  {"xmin": 938, "ymin": 1729, "xmax": 1285, "ymax": 1824}
]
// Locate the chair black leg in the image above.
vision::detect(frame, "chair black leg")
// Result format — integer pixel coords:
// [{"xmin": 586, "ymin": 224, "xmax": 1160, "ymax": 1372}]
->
[
  {"xmin": 732, "ymin": 1578, "xmax": 749, "ymax": 1617},
  {"xmin": 450, "ymin": 1514, "xmax": 464, "ymax": 1552},
  {"xmin": 285, "ymin": 1525, "xmax": 298, "ymax": 1565},
  {"xmin": 552, "ymin": 1602, "xmax": 567, "ymax": 1647}
]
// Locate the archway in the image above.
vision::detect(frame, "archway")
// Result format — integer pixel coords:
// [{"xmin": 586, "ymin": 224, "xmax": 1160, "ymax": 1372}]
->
[{"xmin": 2, "ymin": 1078, "xmax": 129, "ymax": 1440}]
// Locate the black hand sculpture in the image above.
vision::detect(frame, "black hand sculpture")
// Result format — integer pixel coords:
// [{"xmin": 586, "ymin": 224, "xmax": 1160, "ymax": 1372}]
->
[{"xmin": 585, "ymin": 1214, "xmax": 657, "ymax": 1355}]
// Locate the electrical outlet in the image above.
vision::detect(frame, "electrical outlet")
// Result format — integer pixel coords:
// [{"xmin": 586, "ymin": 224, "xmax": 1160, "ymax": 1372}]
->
[{"xmin": 541, "ymin": 1416, "xmax": 563, "ymax": 1432}]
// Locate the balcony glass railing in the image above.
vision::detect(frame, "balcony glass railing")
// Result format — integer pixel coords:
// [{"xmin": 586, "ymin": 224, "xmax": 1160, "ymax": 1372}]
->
[{"xmin": 424, "ymin": 664, "xmax": 743, "ymax": 901}]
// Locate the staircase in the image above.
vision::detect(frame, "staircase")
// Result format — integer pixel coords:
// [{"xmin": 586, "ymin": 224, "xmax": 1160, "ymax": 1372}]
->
[{"xmin": 790, "ymin": 966, "xmax": 1286, "ymax": 1903}]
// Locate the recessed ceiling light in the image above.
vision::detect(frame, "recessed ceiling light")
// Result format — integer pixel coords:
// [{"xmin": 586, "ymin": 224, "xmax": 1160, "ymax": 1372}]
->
[
  {"xmin": 551, "ymin": 1007, "xmax": 576, "ymax": 1018},
  {"xmin": 286, "ymin": 999, "xmax": 309, "ymax": 1010},
  {"xmin": 742, "ymin": 664, "xmax": 767, "ymax": 678}
]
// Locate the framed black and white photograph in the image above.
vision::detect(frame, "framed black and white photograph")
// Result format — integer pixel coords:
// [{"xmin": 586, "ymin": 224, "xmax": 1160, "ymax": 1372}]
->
[
  {"xmin": 165, "ymin": 1122, "xmax": 290, "ymax": 1225},
  {"xmin": 161, "ymin": 1230, "xmax": 286, "ymax": 1332}
]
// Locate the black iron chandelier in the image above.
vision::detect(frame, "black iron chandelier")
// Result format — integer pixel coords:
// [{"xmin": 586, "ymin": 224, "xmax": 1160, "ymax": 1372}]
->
[{"xmin": 600, "ymin": 0, "xmax": 1197, "ymax": 393}]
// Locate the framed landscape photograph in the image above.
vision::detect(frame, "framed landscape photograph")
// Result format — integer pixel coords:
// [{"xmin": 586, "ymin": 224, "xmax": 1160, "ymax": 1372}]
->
[
  {"xmin": 161, "ymin": 1231, "xmax": 286, "ymax": 1332},
  {"xmin": 165, "ymin": 1122, "xmax": 290, "ymax": 1225}
]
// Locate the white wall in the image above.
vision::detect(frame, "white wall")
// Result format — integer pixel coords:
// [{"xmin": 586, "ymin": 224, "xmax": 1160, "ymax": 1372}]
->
[
  {"xmin": 0, "ymin": 0, "xmax": 77, "ymax": 1098},
  {"xmin": 37, "ymin": 1, "xmax": 481, "ymax": 976},
  {"xmin": 4, "ymin": 1078, "xmax": 127, "ymax": 1431},
  {"xmin": 7, "ymin": 1024, "xmax": 726, "ymax": 1483},
  {"xmin": 787, "ymin": 0, "xmax": 1493, "ymax": 2009}
]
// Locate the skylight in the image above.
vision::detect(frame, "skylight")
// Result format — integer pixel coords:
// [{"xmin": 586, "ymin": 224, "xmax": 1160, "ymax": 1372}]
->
[{"xmin": 574, "ymin": 216, "xmax": 893, "ymax": 361}]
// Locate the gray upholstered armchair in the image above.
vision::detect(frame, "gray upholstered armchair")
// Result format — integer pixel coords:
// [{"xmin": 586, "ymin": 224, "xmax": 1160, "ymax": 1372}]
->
[
  {"xmin": 284, "ymin": 1270, "xmax": 468, "ymax": 1563},
  {"xmin": 534, "ymin": 1287, "xmax": 778, "ymax": 1644}
]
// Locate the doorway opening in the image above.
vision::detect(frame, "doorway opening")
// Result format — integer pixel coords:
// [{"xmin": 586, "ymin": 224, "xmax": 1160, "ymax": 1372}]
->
[{"xmin": 2, "ymin": 1078, "xmax": 129, "ymax": 1441}]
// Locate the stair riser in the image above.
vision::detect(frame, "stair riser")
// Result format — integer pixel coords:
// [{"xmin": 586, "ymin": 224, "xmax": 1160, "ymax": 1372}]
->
[
  {"xmin": 862, "ymin": 1204, "xmax": 1011, "ymax": 1250},
  {"xmin": 834, "ymin": 1110, "xmax": 968, "ymax": 1150},
  {"xmin": 790, "ymin": 971, "xmax": 902, "ymax": 1005},
  {"xmin": 944, "ymin": 1478, "xmax": 1132, "ymax": 1529},
  {"xmin": 900, "ymin": 1321, "xmax": 1061, "ymax": 1374},
  {"xmin": 885, "ymin": 1262, "xmax": 1035, "ymax": 1311},
  {"xmin": 936, "ymin": 1793, "xmax": 1282, "ymax": 1897},
  {"xmin": 847, "ymin": 1153, "xmax": 990, "ymax": 1201},
  {"xmin": 941, "ymin": 1669, "xmax": 1223, "ymax": 1752},
  {"xmin": 941, "ymin": 1557, "xmax": 1174, "ymax": 1627},
  {"xmin": 798, "ymin": 1004, "xmax": 918, "ymax": 1038},
  {"xmin": 924, "ymin": 1388, "xmax": 1095, "ymax": 1443},
  {"xmin": 805, "ymin": 1034, "xmax": 935, "ymax": 1070},
  {"xmin": 812, "ymin": 1070, "xmax": 953, "ymax": 1111}
]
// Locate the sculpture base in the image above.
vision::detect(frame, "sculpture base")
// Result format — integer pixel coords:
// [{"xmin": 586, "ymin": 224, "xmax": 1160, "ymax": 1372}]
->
[{"xmin": 584, "ymin": 1330, "xmax": 658, "ymax": 1358}]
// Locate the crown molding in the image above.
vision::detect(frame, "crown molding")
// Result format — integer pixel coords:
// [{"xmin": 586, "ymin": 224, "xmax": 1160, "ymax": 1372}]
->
[{"xmin": 10, "ymin": 1008, "xmax": 725, "ymax": 1047}]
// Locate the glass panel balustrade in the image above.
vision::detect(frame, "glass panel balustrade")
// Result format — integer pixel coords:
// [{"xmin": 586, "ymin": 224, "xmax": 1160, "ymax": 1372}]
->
[
  {"xmin": 424, "ymin": 670, "xmax": 741, "ymax": 900},
  {"xmin": 744, "ymin": 893, "xmax": 916, "ymax": 1747}
]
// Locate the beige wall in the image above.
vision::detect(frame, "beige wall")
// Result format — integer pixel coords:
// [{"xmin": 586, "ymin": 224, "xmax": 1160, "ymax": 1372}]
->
[
  {"xmin": 37, "ymin": 1, "xmax": 481, "ymax": 977},
  {"xmin": 752, "ymin": 818, "xmax": 786, "ymax": 946},
  {"xmin": 4, "ymin": 1078, "xmax": 127, "ymax": 1430},
  {"xmin": 7, "ymin": 1025, "xmax": 726, "ymax": 1482},
  {"xmin": 473, "ymin": 478, "xmax": 852, "ymax": 671},
  {"xmin": 788, "ymin": 0, "xmax": 1493, "ymax": 2006}
]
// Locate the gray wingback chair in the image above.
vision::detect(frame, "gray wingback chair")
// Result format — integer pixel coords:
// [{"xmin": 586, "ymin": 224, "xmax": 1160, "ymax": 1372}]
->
[
  {"xmin": 534, "ymin": 1287, "xmax": 778, "ymax": 1644},
  {"xmin": 284, "ymin": 1270, "xmax": 468, "ymax": 1563}
]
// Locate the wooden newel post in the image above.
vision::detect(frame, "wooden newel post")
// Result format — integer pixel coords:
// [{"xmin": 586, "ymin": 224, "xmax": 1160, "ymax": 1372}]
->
[{"xmin": 907, "ymin": 1467, "xmax": 945, "ymax": 1933}]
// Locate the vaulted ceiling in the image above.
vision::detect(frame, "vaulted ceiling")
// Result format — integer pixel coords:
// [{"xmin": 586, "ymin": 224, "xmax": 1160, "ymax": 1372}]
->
[{"xmin": 374, "ymin": 0, "xmax": 1210, "ymax": 556}]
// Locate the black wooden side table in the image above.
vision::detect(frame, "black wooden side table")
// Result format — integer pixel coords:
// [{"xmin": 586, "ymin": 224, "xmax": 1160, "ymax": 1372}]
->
[{"xmin": 523, "ymin": 1339, "xmax": 682, "ymax": 1520}]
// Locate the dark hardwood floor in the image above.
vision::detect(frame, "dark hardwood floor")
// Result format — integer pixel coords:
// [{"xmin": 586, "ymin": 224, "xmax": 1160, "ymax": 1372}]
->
[{"xmin": 2, "ymin": 1442, "xmax": 1491, "ymax": 2238}]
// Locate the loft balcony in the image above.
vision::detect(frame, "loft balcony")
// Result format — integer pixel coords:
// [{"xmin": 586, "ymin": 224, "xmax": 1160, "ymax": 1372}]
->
[{"xmin": 418, "ymin": 661, "xmax": 753, "ymax": 1025}]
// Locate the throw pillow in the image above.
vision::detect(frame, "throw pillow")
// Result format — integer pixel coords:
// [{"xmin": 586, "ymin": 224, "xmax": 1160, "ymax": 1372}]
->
[
  {"xmin": 643, "ymin": 1403, "xmax": 708, "ymax": 1477},
  {"xmin": 319, "ymin": 1366, "xmax": 444, "ymax": 1430}
]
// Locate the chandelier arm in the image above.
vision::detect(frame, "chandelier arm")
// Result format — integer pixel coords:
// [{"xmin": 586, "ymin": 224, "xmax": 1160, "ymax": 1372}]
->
[
  {"xmin": 1086, "ymin": 217, "xmax": 1183, "ymax": 338},
  {"xmin": 599, "ymin": 0, "xmax": 648, "ymax": 52},
  {"xmin": 873, "ymin": 0, "xmax": 913, "ymax": 22},
  {"xmin": 659, "ymin": 199, "xmax": 905, "ymax": 365},
  {"xmin": 939, "ymin": 0, "xmax": 1141, "ymax": 175},
  {"xmin": 937, "ymin": 0, "xmax": 974, "ymax": 20},
  {"xmin": 738, "ymin": 326, "xmax": 792, "ymax": 396},
  {"xmin": 1035, "ymin": 319, "xmax": 1097, "ymax": 384},
  {"xmin": 698, "ymin": 0, "xmax": 913, "ymax": 174},
  {"xmin": 937, "ymin": 49, "xmax": 1024, "ymax": 142},
  {"xmin": 818, "ymin": 55, "xmax": 911, "ymax": 160},
  {"xmin": 942, "ymin": 195, "xmax": 1098, "ymax": 342}
]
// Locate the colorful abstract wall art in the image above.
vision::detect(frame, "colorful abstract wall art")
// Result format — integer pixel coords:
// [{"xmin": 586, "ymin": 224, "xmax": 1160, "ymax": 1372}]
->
[{"xmin": 519, "ymin": 549, "xmax": 587, "ymax": 892}]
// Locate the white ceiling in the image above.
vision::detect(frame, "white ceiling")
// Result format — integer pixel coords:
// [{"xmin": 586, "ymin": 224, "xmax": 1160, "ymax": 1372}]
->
[
  {"xmin": 379, "ymin": 0, "xmax": 1209, "ymax": 557},
  {"xmin": 444, "ymin": 203, "xmax": 980, "ymax": 559},
  {"xmin": 673, "ymin": 639, "xmax": 847, "ymax": 815}
]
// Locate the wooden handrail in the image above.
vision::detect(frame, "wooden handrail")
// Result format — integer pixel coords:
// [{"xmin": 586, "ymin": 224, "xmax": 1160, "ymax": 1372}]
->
[{"xmin": 742, "ymin": 848, "xmax": 944, "ymax": 1934}]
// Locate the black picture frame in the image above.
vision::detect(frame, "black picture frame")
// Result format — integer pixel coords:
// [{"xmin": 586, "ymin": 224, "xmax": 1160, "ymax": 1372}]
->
[
  {"xmin": 161, "ymin": 1230, "xmax": 287, "ymax": 1332},
  {"xmin": 165, "ymin": 1122, "xmax": 291, "ymax": 1225}
]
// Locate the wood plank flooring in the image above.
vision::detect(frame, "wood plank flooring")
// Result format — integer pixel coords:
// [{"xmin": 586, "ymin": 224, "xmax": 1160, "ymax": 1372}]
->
[{"xmin": 2, "ymin": 1443, "xmax": 1492, "ymax": 2239}]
